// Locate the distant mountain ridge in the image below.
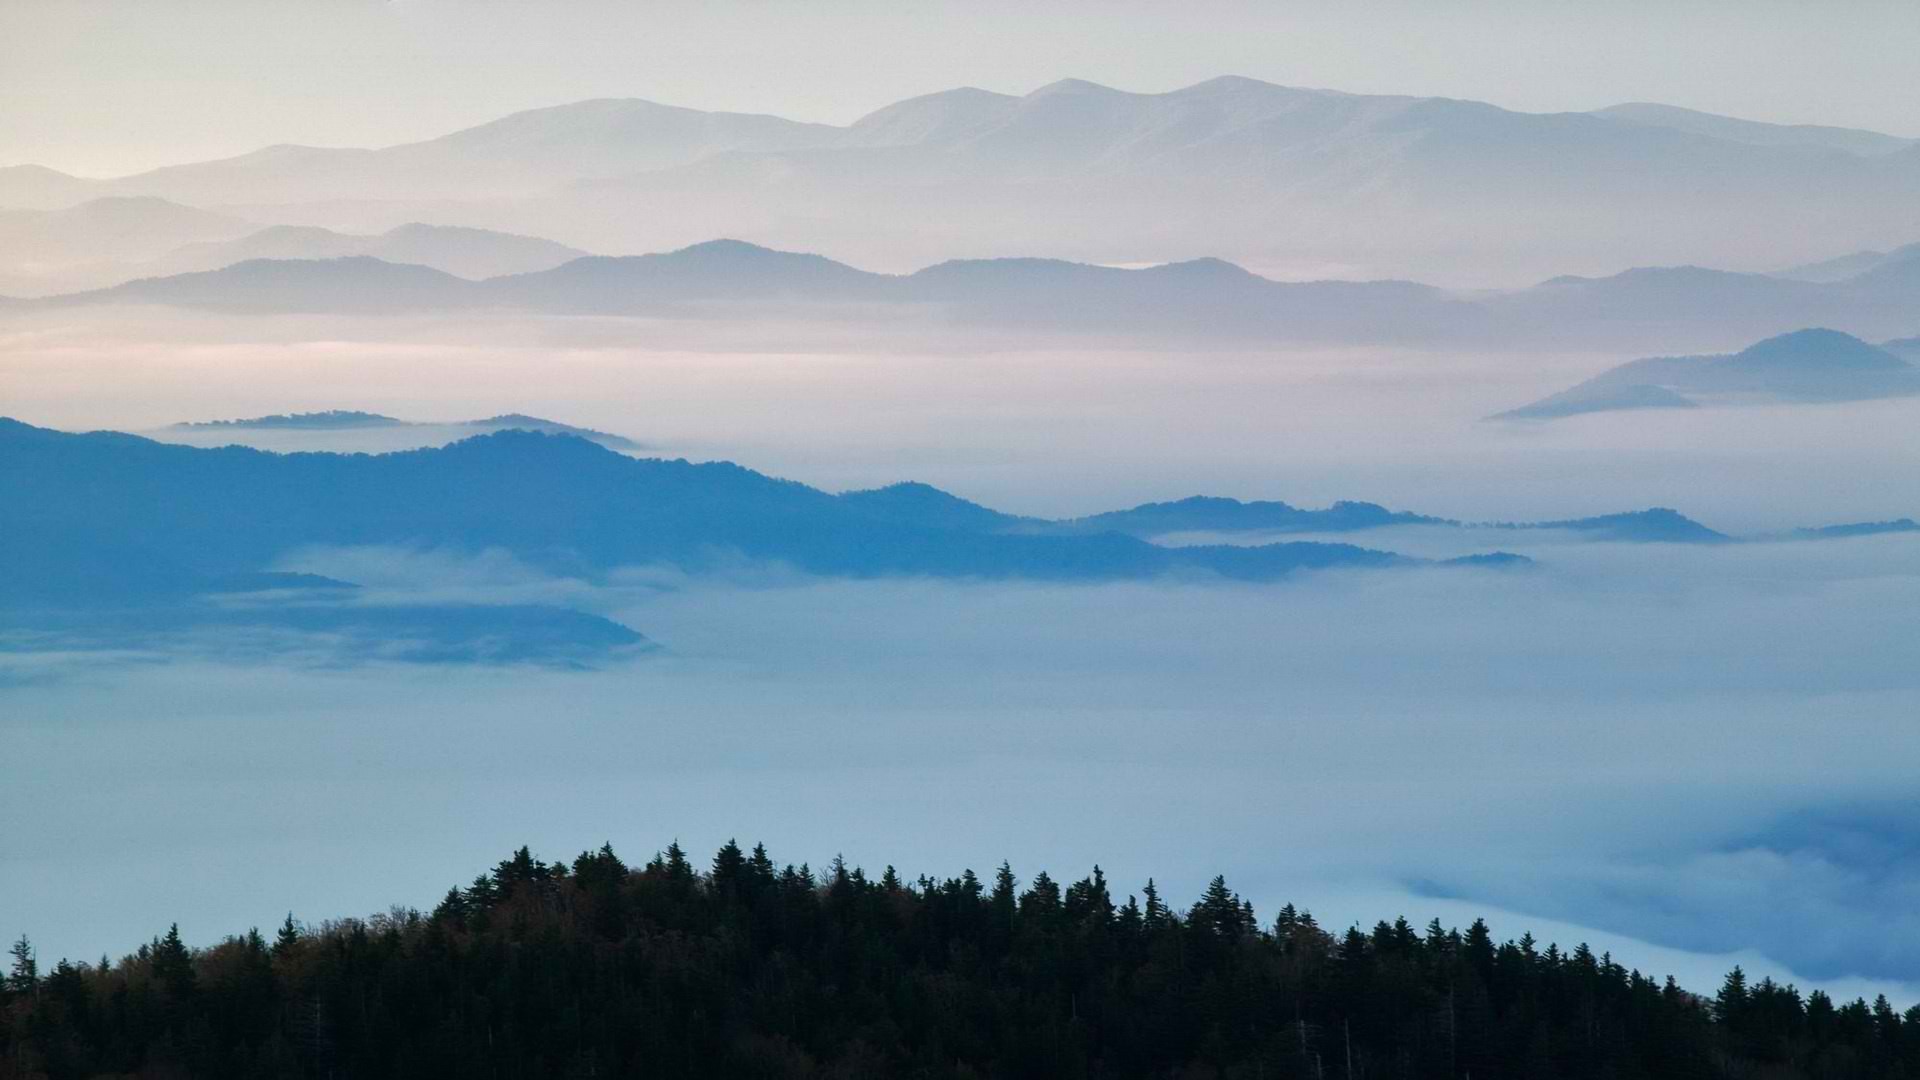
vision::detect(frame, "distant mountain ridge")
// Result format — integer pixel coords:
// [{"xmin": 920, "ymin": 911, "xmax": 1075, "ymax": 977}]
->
[
  {"xmin": 1774, "ymin": 241, "xmax": 1920, "ymax": 283},
  {"xmin": 19, "ymin": 237, "xmax": 1920, "ymax": 351},
  {"xmin": 1489, "ymin": 508, "xmax": 1731, "ymax": 544},
  {"xmin": 158, "ymin": 222, "xmax": 589, "ymax": 281},
  {"xmin": 1498, "ymin": 328, "xmax": 1920, "ymax": 419},
  {"xmin": 174, "ymin": 410, "xmax": 408, "ymax": 430},
  {"xmin": 168, "ymin": 410, "xmax": 644, "ymax": 449},
  {"xmin": 0, "ymin": 420, "xmax": 1526, "ymax": 616},
  {"xmin": 1591, "ymin": 103, "xmax": 1917, "ymax": 157},
  {"xmin": 1046, "ymin": 496, "xmax": 1449, "ymax": 537},
  {"xmin": 0, "ymin": 208, "xmax": 592, "ymax": 295},
  {"xmin": 5, "ymin": 417, "xmax": 1907, "ymax": 627},
  {"xmin": 8, "ymin": 77, "xmax": 1920, "ymax": 283}
]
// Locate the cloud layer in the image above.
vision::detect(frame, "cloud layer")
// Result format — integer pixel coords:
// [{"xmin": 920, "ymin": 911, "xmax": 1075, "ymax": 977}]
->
[{"xmin": 4, "ymin": 532, "xmax": 1916, "ymax": 1006}]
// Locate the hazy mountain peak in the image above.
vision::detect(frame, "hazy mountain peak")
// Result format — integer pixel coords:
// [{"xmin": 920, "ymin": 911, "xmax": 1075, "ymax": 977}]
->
[
  {"xmin": 1508, "ymin": 507, "xmax": 1731, "ymax": 543},
  {"xmin": 844, "ymin": 86, "xmax": 1023, "ymax": 146},
  {"xmin": 416, "ymin": 95, "xmax": 842, "ymax": 179},
  {"xmin": 433, "ymin": 97, "xmax": 716, "ymax": 141},
  {"xmin": 0, "ymin": 162, "xmax": 83, "ymax": 180},
  {"xmin": 836, "ymin": 481, "xmax": 1023, "ymax": 532},
  {"xmin": 173, "ymin": 410, "xmax": 405, "ymax": 430},
  {"xmin": 1772, "ymin": 246, "xmax": 1898, "ymax": 283},
  {"xmin": 1727, "ymin": 327, "xmax": 1901, "ymax": 370},
  {"xmin": 1501, "ymin": 325, "xmax": 1920, "ymax": 419},
  {"xmin": 1027, "ymin": 77, "xmax": 1126, "ymax": 98},
  {"xmin": 667, "ymin": 237, "xmax": 791, "ymax": 259},
  {"xmin": 1180, "ymin": 74, "xmax": 1285, "ymax": 93},
  {"xmin": 1146, "ymin": 256, "xmax": 1260, "ymax": 279}
]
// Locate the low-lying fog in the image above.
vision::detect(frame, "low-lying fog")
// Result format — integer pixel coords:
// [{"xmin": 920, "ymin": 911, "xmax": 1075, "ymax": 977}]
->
[
  {"xmin": 4, "ymin": 308, "xmax": 1919, "ymax": 530},
  {"xmin": 5, "ymin": 534, "xmax": 1918, "ymax": 1006},
  {"xmin": 3, "ymin": 307, "xmax": 1917, "ymax": 1005}
]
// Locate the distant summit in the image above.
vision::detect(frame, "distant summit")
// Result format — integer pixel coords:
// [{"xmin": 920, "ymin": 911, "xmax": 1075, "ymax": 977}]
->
[
  {"xmin": 1050, "ymin": 497, "xmax": 1449, "ymax": 538},
  {"xmin": 154, "ymin": 222, "xmax": 588, "ymax": 282},
  {"xmin": 1773, "ymin": 241, "xmax": 1920, "ymax": 283},
  {"xmin": 1788, "ymin": 519, "xmax": 1920, "ymax": 541},
  {"xmin": 174, "ymin": 410, "xmax": 407, "ymax": 430},
  {"xmin": 168, "ymin": 411, "xmax": 644, "ymax": 450},
  {"xmin": 1493, "ymin": 508, "xmax": 1731, "ymax": 544},
  {"xmin": 1496, "ymin": 328, "xmax": 1920, "ymax": 419},
  {"xmin": 462, "ymin": 414, "xmax": 644, "ymax": 450}
]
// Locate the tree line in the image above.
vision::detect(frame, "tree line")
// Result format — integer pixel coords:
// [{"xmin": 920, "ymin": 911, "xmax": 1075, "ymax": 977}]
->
[{"xmin": 4, "ymin": 839, "xmax": 1916, "ymax": 1078}]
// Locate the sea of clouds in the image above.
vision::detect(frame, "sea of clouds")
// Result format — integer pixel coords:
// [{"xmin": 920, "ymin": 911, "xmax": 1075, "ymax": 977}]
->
[{"xmin": 4, "ymin": 531, "xmax": 1917, "ymax": 1006}]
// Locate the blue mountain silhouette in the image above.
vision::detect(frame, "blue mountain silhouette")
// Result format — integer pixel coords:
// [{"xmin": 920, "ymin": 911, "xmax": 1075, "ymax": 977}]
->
[{"xmin": 0, "ymin": 420, "xmax": 1521, "ymax": 615}]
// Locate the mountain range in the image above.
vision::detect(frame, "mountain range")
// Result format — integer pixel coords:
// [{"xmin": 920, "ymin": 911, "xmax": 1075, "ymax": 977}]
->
[
  {"xmin": 14, "ymin": 237, "xmax": 1920, "ymax": 352},
  {"xmin": 0, "ymin": 203, "xmax": 589, "ymax": 294},
  {"xmin": 1497, "ymin": 328, "xmax": 1920, "ymax": 419},
  {"xmin": 8, "ymin": 418, "xmax": 1911, "ymax": 661},
  {"xmin": 7, "ymin": 77, "xmax": 1920, "ymax": 284},
  {"xmin": 0, "ymin": 419, "xmax": 1524, "ymax": 615}
]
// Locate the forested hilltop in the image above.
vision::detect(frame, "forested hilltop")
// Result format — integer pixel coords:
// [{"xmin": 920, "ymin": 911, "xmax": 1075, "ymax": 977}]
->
[{"xmin": 4, "ymin": 841, "xmax": 1914, "ymax": 1079}]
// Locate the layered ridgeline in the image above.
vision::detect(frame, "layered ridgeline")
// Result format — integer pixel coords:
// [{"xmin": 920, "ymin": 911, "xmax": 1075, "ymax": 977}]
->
[
  {"xmin": 3, "ymin": 839, "xmax": 1915, "ymax": 1079},
  {"xmin": 7, "ymin": 418, "xmax": 1912, "ymax": 664},
  {"xmin": 5, "ymin": 77, "xmax": 1920, "ymax": 281},
  {"xmin": 0, "ymin": 418, "xmax": 1521, "ymax": 664},
  {"xmin": 14, "ymin": 238, "xmax": 1920, "ymax": 351},
  {"xmin": 1498, "ymin": 328, "xmax": 1920, "ymax": 419},
  {"xmin": 0, "ymin": 203, "xmax": 588, "ymax": 295},
  {"xmin": 0, "ymin": 418, "xmax": 1518, "ymax": 606}
]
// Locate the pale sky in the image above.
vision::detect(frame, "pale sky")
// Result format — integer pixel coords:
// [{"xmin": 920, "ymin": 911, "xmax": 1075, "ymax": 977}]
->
[{"xmin": 4, "ymin": 0, "xmax": 1919, "ymax": 177}]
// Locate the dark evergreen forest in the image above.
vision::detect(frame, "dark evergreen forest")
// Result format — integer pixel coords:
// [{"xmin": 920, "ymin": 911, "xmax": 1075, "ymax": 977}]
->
[{"xmin": 4, "ymin": 840, "xmax": 1914, "ymax": 1079}]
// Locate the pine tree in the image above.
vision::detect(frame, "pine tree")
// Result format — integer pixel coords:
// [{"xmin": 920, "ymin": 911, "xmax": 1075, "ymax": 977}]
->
[
  {"xmin": 1716, "ymin": 966, "xmax": 1749, "ymax": 1026},
  {"xmin": 1142, "ymin": 878, "xmax": 1169, "ymax": 930},
  {"xmin": 663, "ymin": 841, "xmax": 694, "ymax": 882},
  {"xmin": 7, "ymin": 934, "xmax": 35, "ymax": 996},
  {"xmin": 1065, "ymin": 866, "xmax": 1115, "ymax": 925},
  {"xmin": 154, "ymin": 923, "xmax": 196, "ymax": 998},
  {"xmin": 274, "ymin": 913, "xmax": 301, "ymax": 955},
  {"xmin": 990, "ymin": 861, "xmax": 1018, "ymax": 944},
  {"xmin": 1464, "ymin": 918, "xmax": 1495, "ymax": 979},
  {"xmin": 748, "ymin": 842, "xmax": 776, "ymax": 887},
  {"xmin": 1275, "ymin": 902, "xmax": 1300, "ymax": 937},
  {"xmin": 1193, "ymin": 875, "xmax": 1247, "ymax": 938},
  {"xmin": 712, "ymin": 839, "xmax": 747, "ymax": 899},
  {"xmin": 1019, "ymin": 870, "xmax": 1062, "ymax": 918}
]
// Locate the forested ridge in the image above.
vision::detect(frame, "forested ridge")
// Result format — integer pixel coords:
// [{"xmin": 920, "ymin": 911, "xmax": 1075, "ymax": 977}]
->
[{"xmin": 4, "ymin": 840, "xmax": 1915, "ymax": 1079}]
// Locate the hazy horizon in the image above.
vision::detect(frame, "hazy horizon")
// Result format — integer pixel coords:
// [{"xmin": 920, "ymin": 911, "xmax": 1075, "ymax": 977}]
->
[{"xmin": 7, "ymin": 0, "xmax": 1920, "ymax": 177}]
